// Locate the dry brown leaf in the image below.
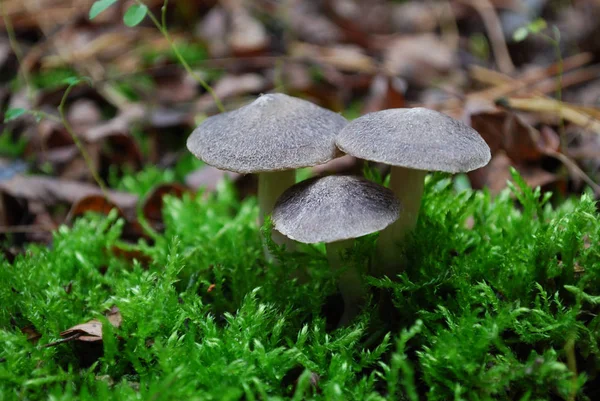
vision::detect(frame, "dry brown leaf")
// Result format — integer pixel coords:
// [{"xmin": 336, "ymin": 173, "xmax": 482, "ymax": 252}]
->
[
  {"xmin": 326, "ymin": 0, "xmax": 391, "ymax": 35},
  {"xmin": 503, "ymin": 97, "xmax": 600, "ymax": 135},
  {"xmin": 288, "ymin": 0, "xmax": 343, "ymax": 45},
  {"xmin": 470, "ymin": 108, "xmax": 549, "ymax": 163},
  {"xmin": 110, "ymin": 244, "xmax": 152, "ymax": 265},
  {"xmin": 66, "ymin": 195, "xmax": 125, "ymax": 222},
  {"xmin": 84, "ymin": 105, "xmax": 145, "ymax": 142},
  {"xmin": 473, "ymin": 153, "xmax": 562, "ymax": 195},
  {"xmin": 0, "ymin": 175, "xmax": 138, "ymax": 213},
  {"xmin": 142, "ymin": 183, "xmax": 189, "ymax": 231},
  {"xmin": 383, "ymin": 34, "xmax": 456, "ymax": 87},
  {"xmin": 224, "ymin": 0, "xmax": 269, "ymax": 56},
  {"xmin": 289, "ymin": 42, "xmax": 377, "ymax": 74},
  {"xmin": 390, "ymin": 2, "xmax": 439, "ymax": 33},
  {"xmin": 362, "ymin": 74, "xmax": 406, "ymax": 114},
  {"xmin": 21, "ymin": 325, "xmax": 42, "ymax": 345},
  {"xmin": 58, "ymin": 306, "xmax": 122, "ymax": 343},
  {"xmin": 154, "ymin": 71, "xmax": 198, "ymax": 104},
  {"xmin": 195, "ymin": 73, "xmax": 266, "ymax": 113},
  {"xmin": 196, "ymin": 6, "xmax": 229, "ymax": 57},
  {"xmin": 67, "ymin": 99, "xmax": 102, "ymax": 134}
]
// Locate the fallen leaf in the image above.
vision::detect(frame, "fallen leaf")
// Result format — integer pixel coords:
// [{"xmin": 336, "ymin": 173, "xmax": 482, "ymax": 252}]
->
[
  {"xmin": 289, "ymin": 42, "xmax": 377, "ymax": 74},
  {"xmin": 110, "ymin": 244, "xmax": 152, "ymax": 265},
  {"xmin": 20, "ymin": 325, "xmax": 42, "ymax": 345},
  {"xmin": 288, "ymin": 0, "xmax": 343, "ymax": 45},
  {"xmin": 58, "ymin": 306, "xmax": 122, "ymax": 343},
  {"xmin": 383, "ymin": 34, "xmax": 456, "ymax": 87},
  {"xmin": 195, "ymin": 5, "xmax": 229, "ymax": 57},
  {"xmin": 224, "ymin": 0, "xmax": 269, "ymax": 57},
  {"xmin": 67, "ymin": 195, "xmax": 126, "ymax": 222},
  {"xmin": 361, "ymin": 74, "xmax": 406, "ymax": 114},
  {"xmin": 195, "ymin": 73, "xmax": 266, "ymax": 113},
  {"xmin": 142, "ymin": 183, "xmax": 189, "ymax": 230},
  {"xmin": 390, "ymin": 2, "xmax": 439, "ymax": 33},
  {"xmin": 470, "ymin": 108, "xmax": 548, "ymax": 163},
  {"xmin": 0, "ymin": 175, "xmax": 138, "ymax": 213}
]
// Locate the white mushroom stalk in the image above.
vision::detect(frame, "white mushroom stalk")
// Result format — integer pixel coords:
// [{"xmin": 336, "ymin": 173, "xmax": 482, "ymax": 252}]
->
[
  {"xmin": 258, "ymin": 170, "xmax": 297, "ymax": 253},
  {"xmin": 272, "ymin": 175, "xmax": 401, "ymax": 326},
  {"xmin": 375, "ymin": 167, "xmax": 426, "ymax": 275},
  {"xmin": 336, "ymin": 107, "xmax": 491, "ymax": 278},
  {"xmin": 326, "ymin": 239, "xmax": 364, "ymax": 326}
]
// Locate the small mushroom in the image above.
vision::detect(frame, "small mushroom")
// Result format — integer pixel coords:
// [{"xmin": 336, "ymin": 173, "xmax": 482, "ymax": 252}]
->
[
  {"xmin": 336, "ymin": 107, "xmax": 491, "ymax": 276},
  {"xmin": 187, "ymin": 93, "xmax": 348, "ymax": 258},
  {"xmin": 272, "ymin": 175, "xmax": 401, "ymax": 325}
]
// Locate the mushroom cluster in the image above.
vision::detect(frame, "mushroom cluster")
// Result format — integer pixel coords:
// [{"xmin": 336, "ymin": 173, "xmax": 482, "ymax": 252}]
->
[{"xmin": 187, "ymin": 94, "xmax": 490, "ymax": 325}]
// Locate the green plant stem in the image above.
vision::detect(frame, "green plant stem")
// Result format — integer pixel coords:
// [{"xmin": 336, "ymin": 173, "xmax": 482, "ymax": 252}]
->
[
  {"xmin": 59, "ymin": 84, "xmax": 110, "ymax": 200},
  {"xmin": 137, "ymin": 0, "xmax": 225, "ymax": 113}
]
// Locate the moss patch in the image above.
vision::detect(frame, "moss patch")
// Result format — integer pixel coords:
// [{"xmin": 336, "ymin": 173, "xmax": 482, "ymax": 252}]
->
[{"xmin": 1, "ymin": 171, "xmax": 599, "ymax": 400}]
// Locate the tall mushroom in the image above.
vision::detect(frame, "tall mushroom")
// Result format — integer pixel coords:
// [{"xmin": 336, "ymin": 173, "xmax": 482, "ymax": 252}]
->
[
  {"xmin": 187, "ymin": 93, "xmax": 348, "ymax": 258},
  {"xmin": 336, "ymin": 107, "xmax": 491, "ymax": 276},
  {"xmin": 272, "ymin": 175, "xmax": 401, "ymax": 325}
]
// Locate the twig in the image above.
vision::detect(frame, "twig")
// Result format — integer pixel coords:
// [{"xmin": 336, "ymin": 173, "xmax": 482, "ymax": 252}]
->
[
  {"xmin": 0, "ymin": 225, "xmax": 55, "ymax": 233},
  {"xmin": 42, "ymin": 333, "xmax": 82, "ymax": 348},
  {"xmin": 460, "ymin": 0, "xmax": 515, "ymax": 74},
  {"xmin": 544, "ymin": 149, "xmax": 600, "ymax": 195},
  {"xmin": 504, "ymin": 97, "xmax": 600, "ymax": 134}
]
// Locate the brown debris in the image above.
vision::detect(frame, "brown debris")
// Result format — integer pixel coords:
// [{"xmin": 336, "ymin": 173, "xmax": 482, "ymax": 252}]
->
[{"xmin": 42, "ymin": 306, "xmax": 123, "ymax": 347}]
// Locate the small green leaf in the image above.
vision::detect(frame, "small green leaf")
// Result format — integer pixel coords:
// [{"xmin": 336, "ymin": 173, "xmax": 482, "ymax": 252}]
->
[
  {"xmin": 528, "ymin": 18, "xmax": 548, "ymax": 34},
  {"xmin": 123, "ymin": 4, "xmax": 148, "ymax": 27},
  {"xmin": 512, "ymin": 27, "xmax": 529, "ymax": 42},
  {"xmin": 4, "ymin": 108, "xmax": 27, "ymax": 122},
  {"xmin": 89, "ymin": 0, "xmax": 118, "ymax": 20},
  {"xmin": 564, "ymin": 285, "xmax": 600, "ymax": 304}
]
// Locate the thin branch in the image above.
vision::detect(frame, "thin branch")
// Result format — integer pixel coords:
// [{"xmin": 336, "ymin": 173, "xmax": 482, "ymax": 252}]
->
[
  {"xmin": 460, "ymin": 0, "xmax": 515, "ymax": 74},
  {"xmin": 0, "ymin": 225, "xmax": 55, "ymax": 234}
]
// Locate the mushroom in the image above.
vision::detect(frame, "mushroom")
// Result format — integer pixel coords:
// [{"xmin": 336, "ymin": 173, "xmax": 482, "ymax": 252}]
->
[
  {"xmin": 272, "ymin": 175, "xmax": 401, "ymax": 325},
  {"xmin": 336, "ymin": 107, "xmax": 491, "ymax": 276},
  {"xmin": 187, "ymin": 93, "xmax": 348, "ymax": 258}
]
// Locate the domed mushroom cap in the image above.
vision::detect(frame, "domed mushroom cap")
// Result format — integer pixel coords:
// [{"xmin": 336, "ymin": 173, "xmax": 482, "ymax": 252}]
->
[
  {"xmin": 272, "ymin": 175, "xmax": 401, "ymax": 244},
  {"xmin": 187, "ymin": 93, "xmax": 348, "ymax": 174},
  {"xmin": 336, "ymin": 107, "xmax": 491, "ymax": 173}
]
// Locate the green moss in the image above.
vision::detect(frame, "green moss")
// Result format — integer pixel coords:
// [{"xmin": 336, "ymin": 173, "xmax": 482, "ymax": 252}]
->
[{"xmin": 1, "ymin": 170, "xmax": 599, "ymax": 400}]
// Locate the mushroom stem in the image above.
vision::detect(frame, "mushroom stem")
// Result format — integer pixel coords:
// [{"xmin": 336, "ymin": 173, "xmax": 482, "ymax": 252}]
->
[
  {"xmin": 375, "ymin": 167, "xmax": 426, "ymax": 277},
  {"xmin": 258, "ymin": 171, "xmax": 297, "ymax": 258},
  {"xmin": 326, "ymin": 239, "xmax": 365, "ymax": 326}
]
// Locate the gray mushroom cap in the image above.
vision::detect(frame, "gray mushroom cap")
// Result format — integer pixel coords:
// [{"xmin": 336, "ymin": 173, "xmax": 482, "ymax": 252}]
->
[
  {"xmin": 187, "ymin": 93, "xmax": 348, "ymax": 174},
  {"xmin": 336, "ymin": 107, "xmax": 491, "ymax": 173},
  {"xmin": 272, "ymin": 175, "xmax": 401, "ymax": 244}
]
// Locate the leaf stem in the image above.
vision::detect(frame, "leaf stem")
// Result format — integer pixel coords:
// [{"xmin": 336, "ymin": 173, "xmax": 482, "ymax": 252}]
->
[
  {"xmin": 135, "ymin": 0, "xmax": 225, "ymax": 113},
  {"xmin": 58, "ymin": 83, "xmax": 110, "ymax": 200}
]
